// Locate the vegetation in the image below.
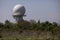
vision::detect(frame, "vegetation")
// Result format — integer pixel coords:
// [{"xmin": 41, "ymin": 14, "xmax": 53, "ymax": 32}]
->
[{"xmin": 0, "ymin": 20, "xmax": 60, "ymax": 40}]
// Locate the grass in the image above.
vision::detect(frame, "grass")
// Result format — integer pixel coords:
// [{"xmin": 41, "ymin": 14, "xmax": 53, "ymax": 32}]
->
[{"xmin": 0, "ymin": 31, "xmax": 60, "ymax": 40}]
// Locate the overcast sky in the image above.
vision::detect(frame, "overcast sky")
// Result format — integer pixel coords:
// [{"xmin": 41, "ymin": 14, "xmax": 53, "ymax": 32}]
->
[{"xmin": 0, "ymin": 0, "xmax": 60, "ymax": 23}]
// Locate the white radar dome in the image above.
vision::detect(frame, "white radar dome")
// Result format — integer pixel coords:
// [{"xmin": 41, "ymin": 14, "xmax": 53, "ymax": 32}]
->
[{"xmin": 13, "ymin": 4, "xmax": 25, "ymax": 16}]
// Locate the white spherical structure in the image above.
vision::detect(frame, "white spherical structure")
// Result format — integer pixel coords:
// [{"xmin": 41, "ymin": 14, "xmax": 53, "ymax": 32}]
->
[
  {"xmin": 13, "ymin": 4, "xmax": 26, "ymax": 22},
  {"xmin": 13, "ymin": 4, "xmax": 25, "ymax": 16}
]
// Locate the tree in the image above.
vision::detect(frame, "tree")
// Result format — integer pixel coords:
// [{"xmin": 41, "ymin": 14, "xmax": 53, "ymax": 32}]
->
[
  {"xmin": 53, "ymin": 22, "xmax": 58, "ymax": 27},
  {"xmin": 37, "ymin": 20, "xmax": 40, "ymax": 24},
  {"xmin": 5, "ymin": 20, "xmax": 11, "ymax": 24},
  {"xmin": 0, "ymin": 22, "xmax": 4, "ymax": 28},
  {"xmin": 4, "ymin": 20, "xmax": 13, "ymax": 31}
]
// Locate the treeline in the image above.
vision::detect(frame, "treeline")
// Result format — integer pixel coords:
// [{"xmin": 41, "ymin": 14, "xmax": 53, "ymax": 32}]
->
[{"xmin": 0, "ymin": 20, "xmax": 60, "ymax": 32}]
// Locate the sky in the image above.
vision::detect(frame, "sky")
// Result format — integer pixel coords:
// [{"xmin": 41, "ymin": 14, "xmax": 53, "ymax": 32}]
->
[{"xmin": 0, "ymin": 0, "xmax": 60, "ymax": 23}]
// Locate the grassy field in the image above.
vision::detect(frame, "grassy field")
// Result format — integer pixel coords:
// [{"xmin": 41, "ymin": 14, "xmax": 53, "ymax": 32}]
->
[{"xmin": 0, "ymin": 31, "xmax": 60, "ymax": 40}]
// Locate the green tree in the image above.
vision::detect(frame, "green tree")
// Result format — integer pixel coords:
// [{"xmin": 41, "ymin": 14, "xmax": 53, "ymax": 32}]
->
[
  {"xmin": 4, "ymin": 20, "xmax": 13, "ymax": 31},
  {"xmin": 0, "ymin": 22, "xmax": 4, "ymax": 28},
  {"xmin": 37, "ymin": 20, "xmax": 40, "ymax": 24},
  {"xmin": 53, "ymin": 22, "xmax": 58, "ymax": 27}
]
